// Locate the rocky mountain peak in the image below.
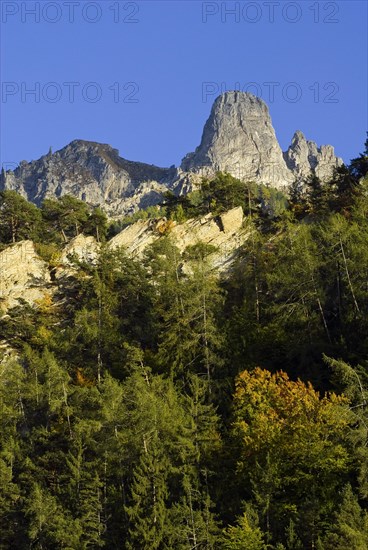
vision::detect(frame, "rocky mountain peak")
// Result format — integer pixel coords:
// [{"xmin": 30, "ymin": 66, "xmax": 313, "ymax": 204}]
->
[
  {"xmin": 180, "ymin": 91, "xmax": 293, "ymax": 187},
  {"xmin": 1, "ymin": 92, "xmax": 343, "ymax": 215},
  {"xmin": 1, "ymin": 140, "xmax": 174, "ymax": 216},
  {"xmin": 284, "ymin": 130, "xmax": 343, "ymax": 182}
]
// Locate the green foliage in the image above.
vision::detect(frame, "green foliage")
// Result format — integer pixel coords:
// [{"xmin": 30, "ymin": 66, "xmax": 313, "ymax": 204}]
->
[
  {"xmin": 230, "ymin": 368, "xmax": 352, "ymax": 547},
  {"xmin": 33, "ymin": 241, "xmax": 61, "ymax": 265},
  {"xmin": 350, "ymin": 134, "xmax": 368, "ymax": 180},
  {"xmin": 322, "ymin": 485, "xmax": 368, "ymax": 549},
  {"xmin": 0, "ymin": 190, "xmax": 42, "ymax": 244},
  {"xmin": 146, "ymin": 237, "xmax": 224, "ymax": 386},
  {"xmin": 162, "ymin": 172, "xmax": 259, "ymax": 221},
  {"xmin": 221, "ymin": 512, "xmax": 267, "ymax": 550},
  {"xmin": 200, "ymin": 173, "xmax": 251, "ymax": 214},
  {"xmin": 108, "ymin": 205, "xmax": 164, "ymax": 237},
  {"xmin": 41, "ymin": 195, "xmax": 107, "ymax": 243},
  {"xmin": 84, "ymin": 206, "xmax": 108, "ymax": 242},
  {"xmin": 1, "ymin": 142, "xmax": 368, "ymax": 547},
  {"xmin": 125, "ymin": 437, "xmax": 169, "ymax": 550}
]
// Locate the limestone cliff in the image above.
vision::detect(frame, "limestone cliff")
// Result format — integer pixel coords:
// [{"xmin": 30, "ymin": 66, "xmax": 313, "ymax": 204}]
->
[
  {"xmin": 0, "ymin": 207, "xmax": 248, "ymax": 315},
  {"xmin": 1, "ymin": 93, "xmax": 343, "ymax": 214},
  {"xmin": 1, "ymin": 140, "xmax": 174, "ymax": 216},
  {"xmin": 109, "ymin": 206, "xmax": 247, "ymax": 271},
  {"xmin": 283, "ymin": 130, "xmax": 343, "ymax": 183},
  {"xmin": 0, "ymin": 241, "xmax": 52, "ymax": 313},
  {"xmin": 179, "ymin": 91, "xmax": 293, "ymax": 188}
]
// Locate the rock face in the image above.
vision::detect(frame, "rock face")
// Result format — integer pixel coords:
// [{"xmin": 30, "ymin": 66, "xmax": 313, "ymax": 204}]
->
[
  {"xmin": 1, "ymin": 140, "xmax": 174, "ymax": 216},
  {"xmin": 180, "ymin": 91, "xmax": 293, "ymax": 188},
  {"xmin": 59, "ymin": 234, "xmax": 100, "ymax": 266},
  {"xmin": 284, "ymin": 130, "xmax": 343, "ymax": 182},
  {"xmin": 55, "ymin": 234, "xmax": 100, "ymax": 280},
  {"xmin": 1, "ymin": 93, "xmax": 343, "ymax": 214},
  {"xmin": 220, "ymin": 206, "xmax": 244, "ymax": 234},
  {"xmin": 0, "ymin": 207, "xmax": 249, "ymax": 316},
  {"xmin": 109, "ymin": 206, "xmax": 249, "ymax": 272},
  {"xmin": 0, "ymin": 241, "xmax": 51, "ymax": 313}
]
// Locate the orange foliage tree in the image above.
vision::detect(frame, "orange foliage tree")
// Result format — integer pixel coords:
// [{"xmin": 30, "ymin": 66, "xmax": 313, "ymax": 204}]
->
[{"xmin": 231, "ymin": 367, "xmax": 352, "ymax": 546}]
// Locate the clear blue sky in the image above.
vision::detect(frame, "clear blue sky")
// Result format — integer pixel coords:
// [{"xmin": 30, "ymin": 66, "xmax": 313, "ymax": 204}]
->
[{"xmin": 1, "ymin": 0, "xmax": 367, "ymax": 171}]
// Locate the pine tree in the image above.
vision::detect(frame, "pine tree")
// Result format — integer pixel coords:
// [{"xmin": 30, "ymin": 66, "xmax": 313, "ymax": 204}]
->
[
  {"xmin": 0, "ymin": 190, "xmax": 42, "ymax": 244},
  {"xmin": 154, "ymin": 241, "xmax": 224, "ymax": 389},
  {"xmin": 221, "ymin": 511, "xmax": 267, "ymax": 550},
  {"xmin": 322, "ymin": 485, "xmax": 368, "ymax": 549},
  {"xmin": 125, "ymin": 436, "xmax": 169, "ymax": 550},
  {"xmin": 350, "ymin": 134, "xmax": 368, "ymax": 180},
  {"xmin": 305, "ymin": 173, "xmax": 330, "ymax": 216},
  {"xmin": 41, "ymin": 195, "xmax": 90, "ymax": 242},
  {"xmin": 25, "ymin": 482, "xmax": 81, "ymax": 548}
]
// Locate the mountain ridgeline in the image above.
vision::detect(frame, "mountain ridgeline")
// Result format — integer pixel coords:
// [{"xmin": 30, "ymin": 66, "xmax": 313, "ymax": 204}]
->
[{"xmin": 1, "ymin": 92, "xmax": 342, "ymax": 215}]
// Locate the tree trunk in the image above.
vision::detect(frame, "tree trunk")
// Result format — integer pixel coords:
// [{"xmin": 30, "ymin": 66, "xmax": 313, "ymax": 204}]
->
[{"xmin": 339, "ymin": 236, "xmax": 360, "ymax": 314}]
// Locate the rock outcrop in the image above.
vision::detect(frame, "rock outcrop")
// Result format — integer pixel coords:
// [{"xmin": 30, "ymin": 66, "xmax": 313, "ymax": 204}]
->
[
  {"xmin": 1, "ymin": 140, "xmax": 174, "ymax": 216},
  {"xmin": 0, "ymin": 207, "xmax": 249, "ymax": 315},
  {"xmin": 0, "ymin": 241, "xmax": 51, "ymax": 313},
  {"xmin": 180, "ymin": 91, "xmax": 293, "ymax": 188},
  {"xmin": 283, "ymin": 130, "xmax": 343, "ymax": 182},
  {"xmin": 59, "ymin": 234, "xmax": 100, "ymax": 266},
  {"xmin": 109, "ymin": 206, "xmax": 249, "ymax": 272},
  {"xmin": 55, "ymin": 234, "xmax": 101, "ymax": 280},
  {"xmin": 1, "ymin": 93, "xmax": 343, "ymax": 213}
]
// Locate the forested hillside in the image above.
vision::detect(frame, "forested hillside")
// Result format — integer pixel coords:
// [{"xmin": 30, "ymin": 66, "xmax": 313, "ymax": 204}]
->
[{"xmin": 1, "ymin": 140, "xmax": 368, "ymax": 549}]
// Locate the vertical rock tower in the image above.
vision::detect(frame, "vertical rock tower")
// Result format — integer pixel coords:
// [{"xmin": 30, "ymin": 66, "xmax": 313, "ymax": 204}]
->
[{"xmin": 180, "ymin": 91, "xmax": 294, "ymax": 187}]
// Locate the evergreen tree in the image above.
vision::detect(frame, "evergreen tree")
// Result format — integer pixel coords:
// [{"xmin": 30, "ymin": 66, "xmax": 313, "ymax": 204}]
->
[
  {"xmin": 0, "ymin": 190, "xmax": 42, "ymax": 244},
  {"xmin": 25, "ymin": 482, "xmax": 81, "ymax": 549},
  {"xmin": 41, "ymin": 195, "xmax": 90, "ymax": 242},
  {"xmin": 305, "ymin": 173, "xmax": 330, "ymax": 216},
  {"xmin": 125, "ymin": 436, "xmax": 169, "ymax": 550},
  {"xmin": 350, "ymin": 134, "xmax": 368, "ymax": 180},
  {"xmin": 221, "ymin": 511, "xmax": 267, "ymax": 550},
  {"xmin": 84, "ymin": 207, "xmax": 108, "ymax": 242},
  {"xmin": 154, "ymin": 241, "xmax": 224, "ymax": 389},
  {"xmin": 322, "ymin": 485, "xmax": 368, "ymax": 549}
]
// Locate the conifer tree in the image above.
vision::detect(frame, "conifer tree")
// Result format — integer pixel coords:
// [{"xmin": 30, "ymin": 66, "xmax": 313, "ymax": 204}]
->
[{"xmin": 0, "ymin": 190, "xmax": 42, "ymax": 244}]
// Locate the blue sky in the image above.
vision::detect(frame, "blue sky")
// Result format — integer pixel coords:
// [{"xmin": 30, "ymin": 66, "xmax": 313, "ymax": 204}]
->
[{"xmin": 1, "ymin": 0, "xmax": 367, "ymax": 171}]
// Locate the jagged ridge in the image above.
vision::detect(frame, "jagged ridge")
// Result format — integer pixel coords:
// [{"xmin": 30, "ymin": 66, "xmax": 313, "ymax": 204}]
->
[{"xmin": 1, "ymin": 93, "xmax": 343, "ymax": 215}]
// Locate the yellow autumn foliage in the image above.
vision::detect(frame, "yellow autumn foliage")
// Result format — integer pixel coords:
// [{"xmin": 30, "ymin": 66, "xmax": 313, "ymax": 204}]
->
[{"xmin": 233, "ymin": 367, "xmax": 350, "ymax": 467}]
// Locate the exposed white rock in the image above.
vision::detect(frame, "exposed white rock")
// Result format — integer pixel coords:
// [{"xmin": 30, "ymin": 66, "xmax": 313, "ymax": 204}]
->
[
  {"xmin": 283, "ymin": 130, "xmax": 343, "ymax": 182},
  {"xmin": 59, "ymin": 234, "xmax": 100, "ymax": 266},
  {"xmin": 180, "ymin": 91, "xmax": 294, "ymax": 189},
  {"xmin": 220, "ymin": 206, "xmax": 244, "ymax": 234},
  {"xmin": 0, "ymin": 342, "xmax": 18, "ymax": 365},
  {"xmin": 108, "ymin": 207, "xmax": 249, "ymax": 272},
  {"xmin": 0, "ymin": 241, "xmax": 51, "ymax": 313},
  {"xmin": 54, "ymin": 234, "xmax": 101, "ymax": 280},
  {"xmin": 0, "ymin": 93, "xmax": 342, "ymax": 213},
  {"xmin": 0, "ymin": 207, "xmax": 248, "ymax": 321},
  {"xmin": 109, "ymin": 219, "xmax": 158, "ymax": 256}
]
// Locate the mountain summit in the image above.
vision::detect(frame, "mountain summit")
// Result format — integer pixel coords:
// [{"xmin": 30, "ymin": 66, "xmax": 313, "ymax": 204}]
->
[
  {"xmin": 181, "ymin": 91, "xmax": 294, "ymax": 186},
  {"xmin": 1, "ymin": 140, "xmax": 174, "ymax": 216},
  {"xmin": 284, "ymin": 130, "xmax": 343, "ymax": 182},
  {"xmin": 180, "ymin": 92, "xmax": 342, "ymax": 187},
  {"xmin": 1, "ymin": 92, "xmax": 343, "ymax": 215}
]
